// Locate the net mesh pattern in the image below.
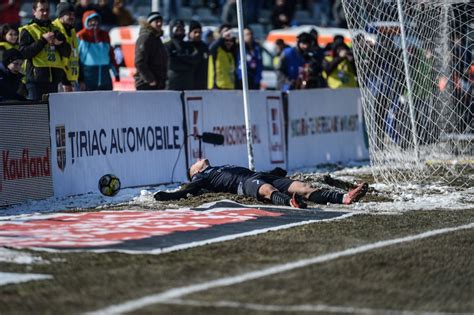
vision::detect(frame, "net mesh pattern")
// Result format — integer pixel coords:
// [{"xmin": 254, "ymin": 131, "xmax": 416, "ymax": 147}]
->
[{"xmin": 341, "ymin": 0, "xmax": 473, "ymax": 186}]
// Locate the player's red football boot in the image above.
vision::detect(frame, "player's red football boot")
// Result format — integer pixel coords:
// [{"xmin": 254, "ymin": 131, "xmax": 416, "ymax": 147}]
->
[
  {"xmin": 343, "ymin": 182, "xmax": 369, "ymax": 204},
  {"xmin": 290, "ymin": 193, "xmax": 307, "ymax": 209}
]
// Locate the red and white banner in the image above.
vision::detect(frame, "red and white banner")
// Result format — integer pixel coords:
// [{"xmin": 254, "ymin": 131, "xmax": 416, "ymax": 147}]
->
[
  {"xmin": 0, "ymin": 103, "xmax": 53, "ymax": 206},
  {"xmin": 49, "ymin": 91, "xmax": 187, "ymax": 197},
  {"xmin": 287, "ymin": 89, "xmax": 368, "ymax": 169},
  {"xmin": 184, "ymin": 91, "xmax": 286, "ymax": 171}
]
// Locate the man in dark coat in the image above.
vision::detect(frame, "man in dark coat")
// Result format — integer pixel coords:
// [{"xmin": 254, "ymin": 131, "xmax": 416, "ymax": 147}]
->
[
  {"xmin": 134, "ymin": 11, "xmax": 168, "ymax": 90},
  {"xmin": 0, "ymin": 48, "xmax": 27, "ymax": 101},
  {"xmin": 165, "ymin": 19, "xmax": 199, "ymax": 90},
  {"xmin": 188, "ymin": 20, "xmax": 208, "ymax": 90}
]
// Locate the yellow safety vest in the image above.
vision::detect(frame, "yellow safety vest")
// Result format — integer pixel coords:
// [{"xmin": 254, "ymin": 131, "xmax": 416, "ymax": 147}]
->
[
  {"xmin": 0, "ymin": 42, "xmax": 17, "ymax": 50},
  {"xmin": 19, "ymin": 22, "xmax": 64, "ymax": 69},
  {"xmin": 52, "ymin": 18, "xmax": 79, "ymax": 81},
  {"xmin": 323, "ymin": 56, "xmax": 358, "ymax": 89},
  {"xmin": 208, "ymin": 46, "xmax": 235, "ymax": 89}
]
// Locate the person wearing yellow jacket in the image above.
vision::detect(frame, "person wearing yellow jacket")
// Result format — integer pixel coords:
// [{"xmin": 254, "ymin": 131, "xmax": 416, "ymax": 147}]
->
[
  {"xmin": 208, "ymin": 26, "xmax": 236, "ymax": 90},
  {"xmin": 0, "ymin": 24, "xmax": 19, "ymax": 63},
  {"xmin": 19, "ymin": 0, "xmax": 71, "ymax": 100},
  {"xmin": 52, "ymin": 2, "xmax": 80, "ymax": 92},
  {"xmin": 322, "ymin": 42, "xmax": 357, "ymax": 89}
]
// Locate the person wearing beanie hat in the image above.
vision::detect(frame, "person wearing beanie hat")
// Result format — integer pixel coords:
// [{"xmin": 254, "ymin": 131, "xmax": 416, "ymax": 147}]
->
[
  {"xmin": 53, "ymin": 2, "xmax": 79, "ymax": 92},
  {"xmin": 18, "ymin": 0, "xmax": 71, "ymax": 100},
  {"xmin": 134, "ymin": 10, "xmax": 167, "ymax": 90},
  {"xmin": 165, "ymin": 19, "xmax": 199, "ymax": 90},
  {"xmin": 277, "ymin": 31, "xmax": 327, "ymax": 90},
  {"xmin": 147, "ymin": 11, "xmax": 162, "ymax": 24},
  {"xmin": 77, "ymin": 10, "xmax": 120, "ymax": 91},
  {"xmin": 0, "ymin": 48, "xmax": 27, "ymax": 101},
  {"xmin": 187, "ymin": 20, "xmax": 208, "ymax": 90}
]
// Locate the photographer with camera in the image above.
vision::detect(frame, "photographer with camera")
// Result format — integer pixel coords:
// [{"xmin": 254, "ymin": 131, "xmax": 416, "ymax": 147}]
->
[
  {"xmin": 322, "ymin": 39, "xmax": 357, "ymax": 89},
  {"xmin": 277, "ymin": 32, "xmax": 326, "ymax": 91},
  {"xmin": 19, "ymin": 0, "xmax": 71, "ymax": 100}
]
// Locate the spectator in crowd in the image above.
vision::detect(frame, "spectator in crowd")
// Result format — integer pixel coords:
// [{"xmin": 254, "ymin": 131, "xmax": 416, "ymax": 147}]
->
[
  {"xmin": 165, "ymin": 19, "xmax": 198, "ymax": 90},
  {"xmin": 299, "ymin": 28, "xmax": 326, "ymax": 89},
  {"xmin": 19, "ymin": 0, "xmax": 71, "ymax": 100},
  {"xmin": 96, "ymin": 0, "xmax": 116, "ymax": 31},
  {"xmin": 163, "ymin": 0, "xmax": 181, "ymax": 23},
  {"xmin": 77, "ymin": 10, "xmax": 119, "ymax": 91},
  {"xmin": 188, "ymin": 20, "xmax": 209, "ymax": 90},
  {"xmin": 0, "ymin": 24, "xmax": 19, "ymax": 62},
  {"xmin": 221, "ymin": 0, "xmax": 237, "ymax": 27},
  {"xmin": 134, "ymin": 11, "xmax": 167, "ymax": 90},
  {"xmin": 271, "ymin": 0, "xmax": 293, "ymax": 30},
  {"xmin": 245, "ymin": 0, "xmax": 264, "ymax": 24},
  {"xmin": 0, "ymin": 48, "xmax": 26, "ymax": 101},
  {"xmin": 52, "ymin": 2, "xmax": 79, "ymax": 92},
  {"xmin": 323, "ymin": 41, "xmax": 357, "ymax": 89},
  {"xmin": 112, "ymin": 0, "xmax": 134, "ymax": 27},
  {"xmin": 277, "ymin": 32, "xmax": 312, "ymax": 91},
  {"xmin": 272, "ymin": 38, "xmax": 288, "ymax": 69},
  {"xmin": 0, "ymin": 0, "xmax": 21, "ymax": 29},
  {"xmin": 311, "ymin": 0, "xmax": 333, "ymax": 27},
  {"xmin": 208, "ymin": 25, "xmax": 236, "ymax": 89},
  {"xmin": 237, "ymin": 27, "xmax": 263, "ymax": 90},
  {"xmin": 74, "ymin": 0, "xmax": 97, "ymax": 31},
  {"xmin": 202, "ymin": 29, "xmax": 214, "ymax": 47}
]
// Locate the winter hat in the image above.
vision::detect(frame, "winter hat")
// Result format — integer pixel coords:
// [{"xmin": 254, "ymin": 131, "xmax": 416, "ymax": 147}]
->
[
  {"xmin": 189, "ymin": 20, "xmax": 202, "ymax": 33},
  {"xmin": 147, "ymin": 11, "xmax": 162, "ymax": 24},
  {"xmin": 2, "ymin": 48, "xmax": 23, "ymax": 67},
  {"xmin": 297, "ymin": 32, "xmax": 313, "ymax": 44},
  {"xmin": 57, "ymin": 2, "xmax": 75, "ymax": 18}
]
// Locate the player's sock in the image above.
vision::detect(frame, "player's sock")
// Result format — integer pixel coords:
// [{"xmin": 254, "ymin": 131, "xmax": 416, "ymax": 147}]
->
[
  {"xmin": 270, "ymin": 191, "xmax": 292, "ymax": 206},
  {"xmin": 308, "ymin": 189, "xmax": 344, "ymax": 204}
]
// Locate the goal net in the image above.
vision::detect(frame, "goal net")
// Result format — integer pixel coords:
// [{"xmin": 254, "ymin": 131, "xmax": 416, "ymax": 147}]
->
[{"xmin": 341, "ymin": 0, "xmax": 473, "ymax": 186}]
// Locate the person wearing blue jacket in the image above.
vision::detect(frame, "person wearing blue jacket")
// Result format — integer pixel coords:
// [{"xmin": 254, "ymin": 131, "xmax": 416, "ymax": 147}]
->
[
  {"xmin": 236, "ymin": 27, "xmax": 263, "ymax": 90},
  {"xmin": 77, "ymin": 10, "xmax": 119, "ymax": 91},
  {"xmin": 277, "ymin": 32, "xmax": 311, "ymax": 91}
]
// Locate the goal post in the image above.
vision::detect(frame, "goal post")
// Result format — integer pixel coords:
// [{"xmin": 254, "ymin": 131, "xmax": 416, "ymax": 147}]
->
[{"xmin": 341, "ymin": 0, "xmax": 473, "ymax": 186}]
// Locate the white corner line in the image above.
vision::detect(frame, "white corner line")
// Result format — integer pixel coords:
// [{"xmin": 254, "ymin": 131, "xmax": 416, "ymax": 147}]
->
[
  {"xmin": 85, "ymin": 222, "xmax": 474, "ymax": 315},
  {"xmin": 160, "ymin": 299, "xmax": 473, "ymax": 315}
]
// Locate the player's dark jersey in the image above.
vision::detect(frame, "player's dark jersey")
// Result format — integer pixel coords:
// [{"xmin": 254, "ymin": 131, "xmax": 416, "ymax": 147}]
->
[{"xmin": 191, "ymin": 165, "xmax": 256, "ymax": 194}]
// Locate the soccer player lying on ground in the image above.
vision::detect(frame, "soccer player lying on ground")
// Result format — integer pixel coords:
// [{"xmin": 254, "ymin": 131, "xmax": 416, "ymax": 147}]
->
[{"xmin": 154, "ymin": 159, "xmax": 369, "ymax": 208}]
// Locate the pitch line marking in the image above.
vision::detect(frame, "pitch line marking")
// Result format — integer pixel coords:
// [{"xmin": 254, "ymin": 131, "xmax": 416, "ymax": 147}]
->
[
  {"xmin": 85, "ymin": 222, "xmax": 474, "ymax": 315},
  {"xmin": 161, "ymin": 299, "xmax": 474, "ymax": 315}
]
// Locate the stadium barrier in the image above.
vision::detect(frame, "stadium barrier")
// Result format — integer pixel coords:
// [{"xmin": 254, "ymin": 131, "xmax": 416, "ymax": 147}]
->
[
  {"xmin": 184, "ymin": 91, "xmax": 286, "ymax": 171},
  {"xmin": 0, "ymin": 102, "xmax": 53, "ymax": 206},
  {"xmin": 1, "ymin": 88, "xmax": 369, "ymax": 204},
  {"xmin": 49, "ymin": 91, "xmax": 187, "ymax": 197},
  {"xmin": 287, "ymin": 88, "xmax": 368, "ymax": 169}
]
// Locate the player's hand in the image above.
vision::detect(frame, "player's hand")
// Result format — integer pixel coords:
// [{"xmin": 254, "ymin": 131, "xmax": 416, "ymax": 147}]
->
[
  {"xmin": 63, "ymin": 85, "xmax": 73, "ymax": 92},
  {"xmin": 154, "ymin": 191, "xmax": 172, "ymax": 201}
]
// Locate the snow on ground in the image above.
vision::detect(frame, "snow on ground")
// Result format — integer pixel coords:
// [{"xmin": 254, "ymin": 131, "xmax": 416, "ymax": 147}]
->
[
  {"xmin": 0, "ymin": 272, "xmax": 52, "ymax": 286},
  {"xmin": 0, "ymin": 163, "xmax": 472, "ymax": 218},
  {"xmin": 0, "ymin": 248, "xmax": 47, "ymax": 265}
]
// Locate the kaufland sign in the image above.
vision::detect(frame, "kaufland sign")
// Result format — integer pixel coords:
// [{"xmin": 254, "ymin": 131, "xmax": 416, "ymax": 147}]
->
[{"xmin": 0, "ymin": 104, "xmax": 53, "ymax": 206}]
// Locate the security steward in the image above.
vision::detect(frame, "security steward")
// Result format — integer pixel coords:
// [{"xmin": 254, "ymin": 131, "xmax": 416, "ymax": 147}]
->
[
  {"xmin": 52, "ymin": 2, "xmax": 79, "ymax": 92},
  {"xmin": 19, "ymin": 0, "xmax": 71, "ymax": 100}
]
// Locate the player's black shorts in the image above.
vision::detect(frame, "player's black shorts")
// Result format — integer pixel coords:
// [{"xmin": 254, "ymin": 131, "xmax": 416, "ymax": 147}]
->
[{"xmin": 239, "ymin": 173, "xmax": 294, "ymax": 199}]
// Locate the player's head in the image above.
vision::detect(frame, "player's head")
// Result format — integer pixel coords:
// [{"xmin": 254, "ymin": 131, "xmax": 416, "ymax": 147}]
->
[{"xmin": 188, "ymin": 158, "xmax": 210, "ymax": 180}]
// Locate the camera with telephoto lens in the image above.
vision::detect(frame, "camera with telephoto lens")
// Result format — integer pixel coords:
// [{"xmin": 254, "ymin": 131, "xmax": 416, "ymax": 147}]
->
[{"xmin": 52, "ymin": 30, "xmax": 66, "ymax": 42}]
